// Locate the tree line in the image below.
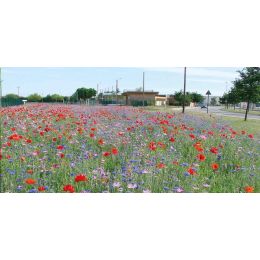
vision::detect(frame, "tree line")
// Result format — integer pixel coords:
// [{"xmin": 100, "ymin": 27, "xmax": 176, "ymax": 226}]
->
[
  {"xmin": 3, "ymin": 88, "xmax": 97, "ymax": 103},
  {"xmin": 219, "ymin": 67, "xmax": 260, "ymax": 121},
  {"xmin": 168, "ymin": 91, "xmax": 204, "ymax": 106}
]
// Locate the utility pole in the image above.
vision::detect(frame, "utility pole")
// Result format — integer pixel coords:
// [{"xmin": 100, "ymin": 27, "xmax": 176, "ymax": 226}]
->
[
  {"xmin": 0, "ymin": 68, "xmax": 2, "ymax": 107},
  {"xmin": 142, "ymin": 72, "xmax": 145, "ymax": 106},
  {"xmin": 17, "ymin": 86, "xmax": 20, "ymax": 97},
  {"xmin": 182, "ymin": 67, "xmax": 187, "ymax": 113},
  {"xmin": 116, "ymin": 80, "xmax": 118, "ymax": 105},
  {"xmin": 206, "ymin": 90, "xmax": 211, "ymax": 114}
]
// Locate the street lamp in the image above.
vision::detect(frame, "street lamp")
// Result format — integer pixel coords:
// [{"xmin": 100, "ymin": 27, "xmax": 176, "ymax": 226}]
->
[
  {"xmin": 182, "ymin": 67, "xmax": 187, "ymax": 113},
  {"xmin": 96, "ymin": 82, "xmax": 101, "ymax": 104},
  {"xmin": 116, "ymin": 78, "xmax": 122, "ymax": 105},
  {"xmin": 206, "ymin": 90, "xmax": 211, "ymax": 114},
  {"xmin": 142, "ymin": 72, "xmax": 145, "ymax": 107}
]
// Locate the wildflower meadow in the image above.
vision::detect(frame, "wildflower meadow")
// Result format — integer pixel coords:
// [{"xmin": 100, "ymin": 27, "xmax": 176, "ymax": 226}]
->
[{"xmin": 0, "ymin": 104, "xmax": 259, "ymax": 193}]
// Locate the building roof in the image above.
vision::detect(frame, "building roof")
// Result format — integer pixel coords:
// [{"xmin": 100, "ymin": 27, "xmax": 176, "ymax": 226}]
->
[{"xmin": 122, "ymin": 91, "xmax": 159, "ymax": 96}]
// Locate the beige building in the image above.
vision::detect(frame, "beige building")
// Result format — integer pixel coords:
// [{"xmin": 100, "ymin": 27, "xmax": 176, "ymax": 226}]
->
[
  {"xmin": 155, "ymin": 95, "xmax": 167, "ymax": 106},
  {"xmin": 122, "ymin": 91, "xmax": 159, "ymax": 106}
]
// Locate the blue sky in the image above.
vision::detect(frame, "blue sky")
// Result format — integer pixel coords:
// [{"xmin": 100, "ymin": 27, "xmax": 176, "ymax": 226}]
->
[{"xmin": 1, "ymin": 67, "xmax": 242, "ymax": 97}]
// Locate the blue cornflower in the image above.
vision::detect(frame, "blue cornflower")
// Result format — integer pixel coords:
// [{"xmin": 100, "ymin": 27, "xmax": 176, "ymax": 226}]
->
[
  {"xmin": 180, "ymin": 163, "xmax": 189, "ymax": 167},
  {"xmin": 17, "ymin": 185, "xmax": 23, "ymax": 191},
  {"xmin": 29, "ymin": 188, "xmax": 38, "ymax": 193}
]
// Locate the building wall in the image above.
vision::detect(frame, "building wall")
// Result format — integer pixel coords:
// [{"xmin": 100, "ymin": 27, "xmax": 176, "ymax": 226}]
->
[
  {"xmin": 126, "ymin": 94, "xmax": 157, "ymax": 105},
  {"xmin": 202, "ymin": 96, "xmax": 221, "ymax": 106}
]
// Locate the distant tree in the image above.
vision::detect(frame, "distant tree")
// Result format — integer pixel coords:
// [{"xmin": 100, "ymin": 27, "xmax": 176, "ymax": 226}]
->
[
  {"xmin": 63, "ymin": 96, "xmax": 69, "ymax": 103},
  {"xmin": 135, "ymin": 87, "xmax": 142, "ymax": 92},
  {"xmin": 233, "ymin": 67, "xmax": 260, "ymax": 121},
  {"xmin": 4, "ymin": 93, "xmax": 20, "ymax": 100},
  {"xmin": 190, "ymin": 92, "xmax": 204, "ymax": 104},
  {"xmin": 174, "ymin": 91, "xmax": 191, "ymax": 106},
  {"xmin": 43, "ymin": 94, "xmax": 52, "ymax": 102},
  {"xmin": 227, "ymin": 87, "xmax": 241, "ymax": 110},
  {"xmin": 51, "ymin": 94, "xmax": 64, "ymax": 102},
  {"xmin": 70, "ymin": 88, "xmax": 97, "ymax": 104},
  {"xmin": 219, "ymin": 93, "xmax": 229, "ymax": 108},
  {"xmin": 73, "ymin": 88, "xmax": 97, "ymax": 102},
  {"xmin": 27, "ymin": 93, "xmax": 42, "ymax": 102},
  {"xmin": 210, "ymin": 97, "xmax": 217, "ymax": 106}
]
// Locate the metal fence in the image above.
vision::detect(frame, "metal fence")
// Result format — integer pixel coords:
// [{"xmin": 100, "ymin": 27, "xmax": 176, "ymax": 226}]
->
[{"xmin": 1, "ymin": 98, "xmax": 23, "ymax": 107}]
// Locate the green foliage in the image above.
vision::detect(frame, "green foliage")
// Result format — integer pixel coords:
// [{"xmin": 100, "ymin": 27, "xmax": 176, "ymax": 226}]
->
[
  {"xmin": 4, "ymin": 93, "xmax": 20, "ymax": 100},
  {"xmin": 190, "ymin": 92, "xmax": 204, "ymax": 103},
  {"xmin": 210, "ymin": 97, "xmax": 217, "ymax": 106},
  {"xmin": 219, "ymin": 93, "xmax": 228, "ymax": 105},
  {"xmin": 73, "ymin": 88, "xmax": 97, "ymax": 101},
  {"xmin": 233, "ymin": 67, "xmax": 260, "ymax": 120},
  {"xmin": 42, "ymin": 94, "xmax": 64, "ymax": 103},
  {"xmin": 227, "ymin": 87, "xmax": 241, "ymax": 106},
  {"xmin": 173, "ymin": 91, "xmax": 192, "ymax": 106},
  {"xmin": 51, "ymin": 94, "xmax": 64, "ymax": 102},
  {"xmin": 27, "ymin": 93, "xmax": 42, "ymax": 102},
  {"xmin": 234, "ymin": 67, "xmax": 260, "ymax": 103}
]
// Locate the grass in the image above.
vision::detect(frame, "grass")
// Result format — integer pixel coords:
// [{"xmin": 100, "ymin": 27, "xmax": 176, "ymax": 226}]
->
[
  {"xmin": 221, "ymin": 108, "xmax": 260, "ymax": 116},
  {"xmin": 220, "ymin": 117, "xmax": 260, "ymax": 139}
]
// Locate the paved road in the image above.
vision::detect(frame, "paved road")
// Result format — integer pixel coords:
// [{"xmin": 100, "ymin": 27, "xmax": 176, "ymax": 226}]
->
[{"xmin": 194, "ymin": 106, "xmax": 260, "ymax": 120}]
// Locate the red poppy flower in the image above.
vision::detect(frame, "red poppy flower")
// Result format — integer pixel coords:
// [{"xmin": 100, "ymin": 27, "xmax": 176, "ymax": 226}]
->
[
  {"xmin": 189, "ymin": 134, "xmax": 196, "ymax": 139},
  {"xmin": 38, "ymin": 186, "xmax": 46, "ymax": 192},
  {"xmin": 149, "ymin": 142, "xmax": 157, "ymax": 151},
  {"xmin": 89, "ymin": 133, "xmax": 95, "ymax": 138},
  {"xmin": 211, "ymin": 163, "xmax": 219, "ymax": 170},
  {"xmin": 157, "ymin": 163, "xmax": 166, "ymax": 169},
  {"xmin": 194, "ymin": 142, "xmax": 204, "ymax": 152},
  {"xmin": 111, "ymin": 147, "xmax": 118, "ymax": 155},
  {"xmin": 59, "ymin": 153, "xmax": 65, "ymax": 158},
  {"xmin": 197, "ymin": 154, "xmax": 206, "ymax": 161},
  {"xmin": 210, "ymin": 147, "xmax": 218, "ymax": 154},
  {"xmin": 75, "ymin": 174, "xmax": 88, "ymax": 182},
  {"xmin": 157, "ymin": 142, "xmax": 166, "ymax": 148},
  {"xmin": 9, "ymin": 133, "xmax": 21, "ymax": 141},
  {"xmin": 103, "ymin": 151, "xmax": 111, "ymax": 157},
  {"xmin": 169, "ymin": 137, "xmax": 175, "ymax": 142},
  {"xmin": 56, "ymin": 145, "xmax": 64, "ymax": 150},
  {"xmin": 187, "ymin": 168, "xmax": 196, "ymax": 175},
  {"xmin": 52, "ymin": 137, "xmax": 57, "ymax": 142},
  {"xmin": 27, "ymin": 169, "xmax": 33, "ymax": 174},
  {"xmin": 63, "ymin": 184, "xmax": 75, "ymax": 193},
  {"xmin": 98, "ymin": 138, "xmax": 104, "ymax": 145},
  {"xmin": 26, "ymin": 139, "xmax": 32, "ymax": 144},
  {"xmin": 244, "ymin": 186, "xmax": 254, "ymax": 193},
  {"xmin": 25, "ymin": 178, "xmax": 36, "ymax": 185},
  {"xmin": 248, "ymin": 134, "xmax": 254, "ymax": 139}
]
